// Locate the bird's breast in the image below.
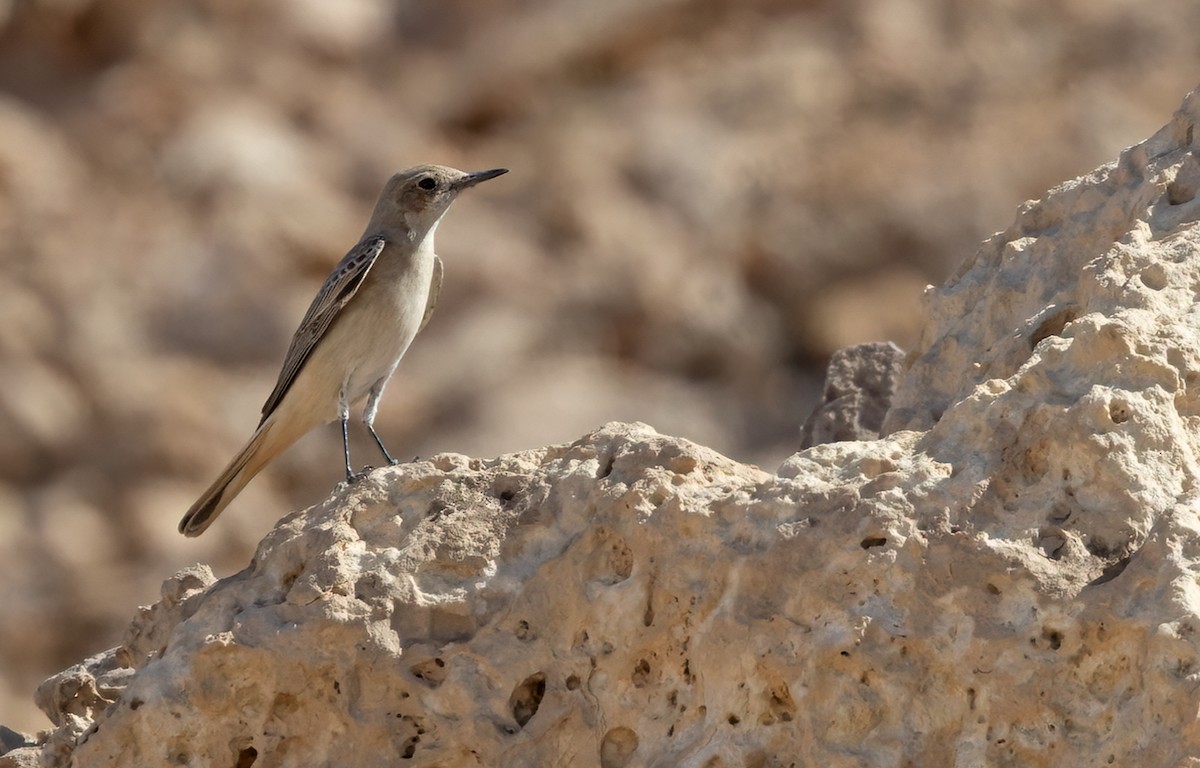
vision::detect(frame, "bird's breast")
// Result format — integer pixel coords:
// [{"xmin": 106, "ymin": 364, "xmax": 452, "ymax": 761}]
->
[{"xmin": 330, "ymin": 246, "xmax": 435, "ymax": 398}]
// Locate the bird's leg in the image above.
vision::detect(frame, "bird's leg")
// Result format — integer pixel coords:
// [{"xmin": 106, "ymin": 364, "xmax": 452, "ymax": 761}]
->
[
  {"xmin": 363, "ymin": 382, "xmax": 399, "ymax": 466},
  {"xmin": 338, "ymin": 403, "xmax": 374, "ymax": 486},
  {"xmin": 367, "ymin": 424, "xmax": 398, "ymax": 466},
  {"xmin": 341, "ymin": 412, "xmax": 353, "ymax": 483},
  {"xmin": 335, "ymin": 391, "xmax": 367, "ymax": 484}
]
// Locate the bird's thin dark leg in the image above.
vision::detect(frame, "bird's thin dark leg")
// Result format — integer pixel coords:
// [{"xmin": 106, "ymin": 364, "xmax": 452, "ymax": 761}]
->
[
  {"xmin": 341, "ymin": 413, "xmax": 353, "ymax": 482},
  {"xmin": 362, "ymin": 381, "xmax": 399, "ymax": 467},
  {"xmin": 367, "ymin": 423, "xmax": 399, "ymax": 466}
]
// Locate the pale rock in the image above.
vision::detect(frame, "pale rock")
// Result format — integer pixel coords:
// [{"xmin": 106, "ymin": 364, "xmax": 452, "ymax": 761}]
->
[
  {"xmin": 0, "ymin": 358, "xmax": 89, "ymax": 480},
  {"xmin": 0, "ymin": 744, "xmax": 38, "ymax": 768},
  {"xmin": 0, "ymin": 97, "xmax": 85, "ymax": 222},
  {"xmin": 17, "ymin": 78, "xmax": 1200, "ymax": 768},
  {"xmin": 800, "ymin": 341, "xmax": 906, "ymax": 448},
  {"xmin": 275, "ymin": 0, "xmax": 392, "ymax": 54},
  {"xmin": 163, "ymin": 100, "xmax": 315, "ymax": 195}
]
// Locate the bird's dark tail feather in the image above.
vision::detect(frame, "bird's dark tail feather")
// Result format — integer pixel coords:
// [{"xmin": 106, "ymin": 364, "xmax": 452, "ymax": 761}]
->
[{"xmin": 178, "ymin": 419, "xmax": 294, "ymax": 537}]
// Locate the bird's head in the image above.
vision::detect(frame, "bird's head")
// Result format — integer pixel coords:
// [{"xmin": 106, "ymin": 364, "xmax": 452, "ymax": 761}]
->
[{"xmin": 368, "ymin": 164, "xmax": 508, "ymax": 239}]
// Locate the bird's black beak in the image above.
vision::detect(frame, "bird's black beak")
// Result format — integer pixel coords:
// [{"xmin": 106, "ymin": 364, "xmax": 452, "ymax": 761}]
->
[{"xmin": 454, "ymin": 168, "xmax": 509, "ymax": 190}]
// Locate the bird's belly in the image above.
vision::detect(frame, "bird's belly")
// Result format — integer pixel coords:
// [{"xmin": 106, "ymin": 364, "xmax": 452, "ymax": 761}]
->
[
  {"xmin": 283, "ymin": 252, "xmax": 434, "ymax": 422},
  {"xmin": 337, "ymin": 283, "xmax": 429, "ymax": 404},
  {"xmin": 343, "ymin": 335, "xmax": 412, "ymax": 401}
]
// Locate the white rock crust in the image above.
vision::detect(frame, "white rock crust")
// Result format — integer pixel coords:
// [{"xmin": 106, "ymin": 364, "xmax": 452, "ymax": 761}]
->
[{"xmin": 19, "ymin": 86, "xmax": 1200, "ymax": 767}]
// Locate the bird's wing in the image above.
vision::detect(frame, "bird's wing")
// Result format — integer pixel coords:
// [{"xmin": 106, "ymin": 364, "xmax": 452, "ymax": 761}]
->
[
  {"xmin": 418, "ymin": 255, "xmax": 443, "ymax": 334},
  {"xmin": 259, "ymin": 236, "xmax": 388, "ymax": 424}
]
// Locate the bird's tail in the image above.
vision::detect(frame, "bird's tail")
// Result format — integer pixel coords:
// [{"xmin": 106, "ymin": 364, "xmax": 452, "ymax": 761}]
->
[{"xmin": 178, "ymin": 416, "xmax": 304, "ymax": 537}]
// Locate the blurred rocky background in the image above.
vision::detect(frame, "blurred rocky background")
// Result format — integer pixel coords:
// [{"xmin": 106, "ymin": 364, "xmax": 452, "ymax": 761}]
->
[{"xmin": 0, "ymin": 0, "xmax": 1197, "ymax": 734}]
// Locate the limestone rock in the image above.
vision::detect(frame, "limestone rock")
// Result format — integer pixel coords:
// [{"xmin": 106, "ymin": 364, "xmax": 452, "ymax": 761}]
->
[
  {"xmin": 15, "ymin": 77, "xmax": 1200, "ymax": 768},
  {"xmin": 800, "ymin": 341, "xmax": 906, "ymax": 448},
  {"xmin": 5, "ymin": 1, "xmax": 1200, "ymax": 731},
  {"xmin": 0, "ymin": 726, "xmax": 36, "ymax": 764}
]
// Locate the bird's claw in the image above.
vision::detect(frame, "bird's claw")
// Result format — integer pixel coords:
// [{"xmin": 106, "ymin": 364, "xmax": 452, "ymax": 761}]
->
[{"xmin": 337, "ymin": 466, "xmax": 376, "ymax": 489}]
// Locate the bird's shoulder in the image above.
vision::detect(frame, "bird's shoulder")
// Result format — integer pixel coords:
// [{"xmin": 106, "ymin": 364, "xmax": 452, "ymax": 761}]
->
[{"xmin": 258, "ymin": 235, "xmax": 390, "ymax": 422}]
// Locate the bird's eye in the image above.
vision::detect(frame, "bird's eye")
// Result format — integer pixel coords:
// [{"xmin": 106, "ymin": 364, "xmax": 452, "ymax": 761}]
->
[{"xmin": 417, "ymin": 177, "xmax": 437, "ymax": 191}]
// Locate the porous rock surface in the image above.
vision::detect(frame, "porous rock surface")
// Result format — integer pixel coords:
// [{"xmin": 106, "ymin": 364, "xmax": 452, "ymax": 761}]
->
[
  {"xmin": 799, "ymin": 341, "xmax": 905, "ymax": 448},
  {"xmin": 16, "ymin": 88, "xmax": 1200, "ymax": 768}
]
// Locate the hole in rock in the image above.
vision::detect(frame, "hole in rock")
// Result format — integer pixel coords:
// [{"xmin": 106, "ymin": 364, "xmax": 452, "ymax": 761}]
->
[
  {"xmin": 598, "ymin": 455, "xmax": 615, "ymax": 479},
  {"xmin": 279, "ymin": 569, "xmax": 301, "ymax": 591},
  {"xmin": 1085, "ymin": 536, "xmax": 1125, "ymax": 559},
  {"xmin": 632, "ymin": 659, "xmax": 651, "ymax": 687},
  {"xmin": 768, "ymin": 683, "xmax": 797, "ymax": 723},
  {"xmin": 1088, "ymin": 556, "xmax": 1132, "ymax": 586},
  {"xmin": 1040, "ymin": 628, "xmax": 1064, "ymax": 650},
  {"xmin": 510, "ymin": 672, "xmax": 547, "ymax": 728},
  {"xmin": 410, "ymin": 658, "xmax": 447, "ymax": 687},
  {"xmin": 1030, "ymin": 305, "xmax": 1080, "ymax": 349},
  {"xmin": 492, "ymin": 477, "xmax": 522, "ymax": 507},
  {"xmin": 400, "ymin": 736, "xmax": 418, "ymax": 759},
  {"xmin": 860, "ymin": 536, "xmax": 887, "ymax": 549},
  {"xmin": 235, "ymin": 748, "xmax": 258, "ymax": 768},
  {"xmin": 1036, "ymin": 529, "xmax": 1067, "ymax": 560},
  {"xmin": 515, "ymin": 619, "xmax": 534, "ymax": 641},
  {"xmin": 395, "ymin": 713, "xmax": 425, "ymax": 756},
  {"xmin": 600, "ymin": 726, "xmax": 640, "ymax": 768}
]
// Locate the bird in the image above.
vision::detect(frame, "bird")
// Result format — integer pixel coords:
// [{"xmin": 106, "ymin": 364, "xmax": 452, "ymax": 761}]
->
[{"xmin": 179, "ymin": 164, "xmax": 508, "ymax": 537}]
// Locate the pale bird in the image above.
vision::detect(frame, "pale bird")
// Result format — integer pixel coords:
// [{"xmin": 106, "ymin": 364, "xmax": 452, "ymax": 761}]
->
[{"xmin": 179, "ymin": 164, "xmax": 508, "ymax": 536}]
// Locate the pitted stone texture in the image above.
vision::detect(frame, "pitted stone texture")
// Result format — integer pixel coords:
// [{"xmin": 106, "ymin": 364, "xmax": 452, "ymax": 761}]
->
[
  {"xmin": 877, "ymin": 86, "xmax": 1200, "ymax": 602},
  {"xmin": 800, "ymin": 341, "xmax": 906, "ymax": 447},
  {"xmin": 885, "ymin": 85, "xmax": 1200, "ymax": 441},
  {"xmin": 19, "ymin": 417, "xmax": 1200, "ymax": 767}
]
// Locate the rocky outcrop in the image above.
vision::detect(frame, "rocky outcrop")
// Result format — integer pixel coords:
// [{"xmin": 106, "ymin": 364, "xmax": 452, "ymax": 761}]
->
[
  {"xmin": 800, "ymin": 341, "xmax": 905, "ymax": 448},
  {"xmin": 5, "ymin": 0, "xmax": 1200, "ymax": 736},
  {"xmin": 12, "ymin": 75, "xmax": 1200, "ymax": 768}
]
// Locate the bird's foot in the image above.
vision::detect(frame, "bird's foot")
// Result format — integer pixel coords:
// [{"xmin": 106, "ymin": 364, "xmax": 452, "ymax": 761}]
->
[
  {"xmin": 334, "ymin": 467, "xmax": 376, "ymax": 491},
  {"xmin": 336, "ymin": 462, "xmax": 405, "ymax": 494}
]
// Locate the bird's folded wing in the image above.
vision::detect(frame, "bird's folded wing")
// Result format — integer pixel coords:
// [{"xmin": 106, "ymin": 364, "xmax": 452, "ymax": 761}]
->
[
  {"xmin": 419, "ymin": 255, "xmax": 443, "ymax": 334},
  {"xmin": 259, "ymin": 236, "xmax": 388, "ymax": 424}
]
